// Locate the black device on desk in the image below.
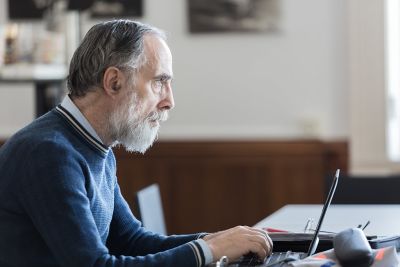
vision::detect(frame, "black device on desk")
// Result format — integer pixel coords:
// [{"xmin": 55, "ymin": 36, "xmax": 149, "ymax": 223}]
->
[
  {"xmin": 334, "ymin": 228, "xmax": 374, "ymax": 267},
  {"xmin": 223, "ymin": 169, "xmax": 340, "ymax": 267}
]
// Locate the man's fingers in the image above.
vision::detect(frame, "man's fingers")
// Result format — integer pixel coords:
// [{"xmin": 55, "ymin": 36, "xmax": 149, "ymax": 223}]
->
[
  {"xmin": 205, "ymin": 226, "xmax": 274, "ymax": 262},
  {"xmin": 251, "ymin": 241, "xmax": 267, "ymax": 259},
  {"xmin": 243, "ymin": 226, "xmax": 273, "ymax": 255},
  {"xmin": 266, "ymin": 234, "xmax": 273, "ymax": 255},
  {"xmin": 246, "ymin": 234, "xmax": 270, "ymax": 254}
]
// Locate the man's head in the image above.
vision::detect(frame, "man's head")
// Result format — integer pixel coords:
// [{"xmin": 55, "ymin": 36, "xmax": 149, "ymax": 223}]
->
[{"xmin": 67, "ymin": 20, "xmax": 174, "ymax": 153}]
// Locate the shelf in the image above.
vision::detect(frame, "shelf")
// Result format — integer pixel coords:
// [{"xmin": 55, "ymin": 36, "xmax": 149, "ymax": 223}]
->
[{"xmin": 0, "ymin": 63, "xmax": 67, "ymax": 81}]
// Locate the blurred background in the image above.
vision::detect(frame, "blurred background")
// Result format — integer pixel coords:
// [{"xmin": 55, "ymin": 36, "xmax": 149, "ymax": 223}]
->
[{"xmin": 0, "ymin": 0, "xmax": 399, "ymax": 234}]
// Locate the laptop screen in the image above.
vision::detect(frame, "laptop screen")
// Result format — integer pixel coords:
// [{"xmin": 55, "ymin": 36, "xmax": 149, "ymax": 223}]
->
[{"xmin": 306, "ymin": 169, "xmax": 340, "ymax": 256}]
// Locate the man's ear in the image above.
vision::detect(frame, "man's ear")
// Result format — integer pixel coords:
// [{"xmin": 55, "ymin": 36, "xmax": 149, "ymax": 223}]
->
[{"xmin": 103, "ymin": 67, "xmax": 123, "ymax": 96}]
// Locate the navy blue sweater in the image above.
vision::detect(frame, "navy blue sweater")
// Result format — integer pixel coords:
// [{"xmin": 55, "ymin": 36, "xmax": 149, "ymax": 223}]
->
[{"xmin": 0, "ymin": 107, "xmax": 206, "ymax": 267}]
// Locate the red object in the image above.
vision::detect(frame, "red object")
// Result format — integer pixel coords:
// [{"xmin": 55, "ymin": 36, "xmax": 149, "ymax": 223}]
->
[
  {"xmin": 263, "ymin": 227, "xmax": 289, "ymax": 233},
  {"xmin": 375, "ymin": 248, "xmax": 385, "ymax": 261},
  {"xmin": 313, "ymin": 253, "xmax": 328, "ymax": 260}
]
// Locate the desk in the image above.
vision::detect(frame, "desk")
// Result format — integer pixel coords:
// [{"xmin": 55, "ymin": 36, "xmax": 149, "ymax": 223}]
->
[{"xmin": 255, "ymin": 204, "xmax": 400, "ymax": 236}]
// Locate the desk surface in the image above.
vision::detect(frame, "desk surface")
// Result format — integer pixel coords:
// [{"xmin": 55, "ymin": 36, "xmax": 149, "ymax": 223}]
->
[{"xmin": 255, "ymin": 204, "xmax": 400, "ymax": 236}]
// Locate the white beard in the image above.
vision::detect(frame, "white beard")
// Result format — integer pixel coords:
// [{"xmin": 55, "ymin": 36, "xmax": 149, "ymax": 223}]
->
[{"xmin": 108, "ymin": 94, "xmax": 168, "ymax": 154}]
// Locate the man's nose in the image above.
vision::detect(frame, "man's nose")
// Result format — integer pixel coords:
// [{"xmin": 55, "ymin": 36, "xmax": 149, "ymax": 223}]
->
[{"xmin": 158, "ymin": 85, "xmax": 175, "ymax": 110}]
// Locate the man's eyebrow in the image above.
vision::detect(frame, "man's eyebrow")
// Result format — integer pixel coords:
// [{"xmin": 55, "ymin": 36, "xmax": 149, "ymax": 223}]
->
[{"xmin": 154, "ymin": 73, "xmax": 173, "ymax": 81}]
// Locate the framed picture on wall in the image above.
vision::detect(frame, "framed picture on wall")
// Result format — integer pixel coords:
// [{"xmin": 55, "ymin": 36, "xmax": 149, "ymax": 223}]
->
[
  {"xmin": 8, "ymin": 0, "xmax": 46, "ymax": 19},
  {"xmin": 90, "ymin": 0, "xmax": 143, "ymax": 18},
  {"xmin": 188, "ymin": 0, "xmax": 280, "ymax": 33}
]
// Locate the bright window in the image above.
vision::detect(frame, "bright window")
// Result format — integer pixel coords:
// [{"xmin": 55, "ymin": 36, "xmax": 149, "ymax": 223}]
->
[{"xmin": 385, "ymin": 0, "xmax": 400, "ymax": 161}]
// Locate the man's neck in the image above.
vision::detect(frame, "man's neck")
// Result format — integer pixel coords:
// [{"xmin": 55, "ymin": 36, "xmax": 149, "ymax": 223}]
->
[{"xmin": 71, "ymin": 93, "xmax": 114, "ymax": 146}]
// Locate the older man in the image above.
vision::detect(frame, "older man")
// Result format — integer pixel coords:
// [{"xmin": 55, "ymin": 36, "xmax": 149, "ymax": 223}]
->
[{"xmin": 0, "ymin": 20, "xmax": 272, "ymax": 267}]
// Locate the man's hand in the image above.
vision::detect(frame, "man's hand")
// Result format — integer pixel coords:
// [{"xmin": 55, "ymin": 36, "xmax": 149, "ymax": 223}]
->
[{"xmin": 203, "ymin": 226, "xmax": 273, "ymax": 262}]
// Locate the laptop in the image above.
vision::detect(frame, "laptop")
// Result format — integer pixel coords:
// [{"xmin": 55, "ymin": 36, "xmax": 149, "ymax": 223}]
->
[{"xmin": 227, "ymin": 169, "xmax": 340, "ymax": 267}]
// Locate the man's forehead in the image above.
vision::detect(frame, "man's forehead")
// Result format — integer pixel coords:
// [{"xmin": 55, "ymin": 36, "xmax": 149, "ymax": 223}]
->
[
  {"xmin": 143, "ymin": 35, "xmax": 170, "ymax": 57},
  {"xmin": 143, "ymin": 35, "xmax": 173, "ymax": 76}
]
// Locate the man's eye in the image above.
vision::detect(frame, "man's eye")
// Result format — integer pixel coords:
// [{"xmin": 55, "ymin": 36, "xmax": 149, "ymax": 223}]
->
[{"xmin": 152, "ymin": 80, "xmax": 163, "ymax": 92}]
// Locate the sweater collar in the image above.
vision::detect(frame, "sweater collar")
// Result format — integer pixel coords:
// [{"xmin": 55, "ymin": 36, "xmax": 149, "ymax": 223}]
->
[
  {"xmin": 60, "ymin": 95, "xmax": 103, "ymax": 143},
  {"xmin": 56, "ymin": 95, "xmax": 109, "ymax": 155}
]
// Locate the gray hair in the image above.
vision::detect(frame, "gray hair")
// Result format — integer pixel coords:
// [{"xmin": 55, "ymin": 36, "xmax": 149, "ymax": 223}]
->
[{"xmin": 67, "ymin": 20, "xmax": 166, "ymax": 97}]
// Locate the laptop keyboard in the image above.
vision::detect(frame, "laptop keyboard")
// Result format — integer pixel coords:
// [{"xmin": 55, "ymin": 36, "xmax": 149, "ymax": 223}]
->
[
  {"xmin": 264, "ymin": 251, "xmax": 302, "ymax": 266},
  {"xmin": 230, "ymin": 251, "xmax": 303, "ymax": 267}
]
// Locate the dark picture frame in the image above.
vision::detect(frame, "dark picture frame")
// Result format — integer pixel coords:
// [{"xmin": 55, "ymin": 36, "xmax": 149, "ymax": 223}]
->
[
  {"xmin": 90, "ymin": 0, "xmax": 143, "ymax": 18},
  {"xmin": 8, "ymin": 0, "xmax": 143, "ymax": 20},
  {"xmin": 8, "ymin": 0, "xmax": 46, "ymax": 19},
  {"xmin": 188, "ymin": 0, "xmax": 280, "ymax": 33}
]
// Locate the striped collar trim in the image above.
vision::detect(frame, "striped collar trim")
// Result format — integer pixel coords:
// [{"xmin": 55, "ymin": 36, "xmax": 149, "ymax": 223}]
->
[{"xmin": 55, "ymin": 105, "xmax": 109, "ymax": 154}]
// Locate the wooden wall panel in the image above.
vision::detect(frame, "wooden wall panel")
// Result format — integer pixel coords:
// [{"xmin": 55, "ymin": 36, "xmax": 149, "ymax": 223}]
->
[{"xmin": 113, "ymin": 140, "xmax": 348, "ymax": 234}]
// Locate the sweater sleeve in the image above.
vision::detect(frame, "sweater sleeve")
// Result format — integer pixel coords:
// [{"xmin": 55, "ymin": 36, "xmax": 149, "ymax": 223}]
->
[
  {"xmin": 17, "ymin": 141, "xmax": 205, "ymax": 267},
  {"xmin": 106, "ymin": 182, "xmax": 206, "ymax": 256}
]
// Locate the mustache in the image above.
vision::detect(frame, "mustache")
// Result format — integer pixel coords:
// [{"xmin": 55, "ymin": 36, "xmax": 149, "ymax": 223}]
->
[{"xmin": 147, "ymin": 110, "xmax": 169, "ymax": 122}]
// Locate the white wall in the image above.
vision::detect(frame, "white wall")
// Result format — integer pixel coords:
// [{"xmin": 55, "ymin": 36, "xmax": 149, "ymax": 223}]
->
[
  {"xmin": 148, "ymin": 0, "xmax": 349, "ymax": 140},
  {"xmin": 0, "ymin": 0, "xmax": 35, "ymax": 138},
  {"xmin": 0, "ymin": 0, "xmax": 349, "ymax": 140},
  {"xmin": 0, "ymin": 0, "xmax": 5, "ymax": 24},
  {"xmin": 348, "ymin": 0, "xmax": 400, "ymax": 175}
]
